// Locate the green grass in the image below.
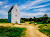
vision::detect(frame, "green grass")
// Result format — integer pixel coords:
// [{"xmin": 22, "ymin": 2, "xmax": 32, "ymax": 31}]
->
[
  {"xmin": 29, "ymin": 21, "xmax": 43, "ymax": 24},
  {"xmin": 20, "ymin": 19, "xmax": 25, "ymax": 23},
  {"xmin": 38, "ymin": 24, "xmax": 50, "ymax": 37},
  {"xmin": 36, "ymin": 22, "xmax": 43, "ymax": 24},
  {"xmin": 0, "ymin": 26, "xmax": 26, "ymax": 37},
  {"xmin": 39, "ymin": 28, "xmax": 50, "ymax": 36},
  {"xmin": 29, "ymin": 21, "xmax": 35, "ymax": 24}
]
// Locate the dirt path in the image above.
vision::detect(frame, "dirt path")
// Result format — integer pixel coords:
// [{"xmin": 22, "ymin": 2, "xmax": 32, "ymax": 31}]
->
[
  {"xmin": 14, "ymin": 22, "xmax": 48, "ymax": 37},
  {"xmin": 25, "ymin": 25, "xmax": 48, "ymax": 37}
]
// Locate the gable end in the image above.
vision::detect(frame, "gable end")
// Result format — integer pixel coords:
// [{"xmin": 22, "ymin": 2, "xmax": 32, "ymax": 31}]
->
[{"xmin": 8, "ymin": 6, "xmax": 14, "ymax": 13}]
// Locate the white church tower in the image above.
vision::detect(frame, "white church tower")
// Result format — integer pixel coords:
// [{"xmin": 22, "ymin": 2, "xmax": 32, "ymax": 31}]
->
[{"xmin": 8, "ymin": 4, "xmax": 20, "ymax": 24}]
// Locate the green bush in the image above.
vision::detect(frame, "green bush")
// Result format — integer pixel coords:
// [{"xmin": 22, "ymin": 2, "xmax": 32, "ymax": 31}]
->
[
  {"xmin": 46, "ymin": 19, "xmax": 50, "ymax": 23},
  {"xmin": 0, "ymin": 19, "xmax": 8, "ymax": 23}
]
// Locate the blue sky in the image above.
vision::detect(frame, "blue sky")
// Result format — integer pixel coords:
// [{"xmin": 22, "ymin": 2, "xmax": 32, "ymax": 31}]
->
[{"xmin": 0, "ymin": 0, "xmax": 50, "ymax": 19}]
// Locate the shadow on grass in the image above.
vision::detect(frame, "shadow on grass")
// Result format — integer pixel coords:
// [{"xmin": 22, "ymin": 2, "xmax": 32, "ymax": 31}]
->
[{"xmin": 0, "ymin": 26, "xmax": 26, "ymax": 37}]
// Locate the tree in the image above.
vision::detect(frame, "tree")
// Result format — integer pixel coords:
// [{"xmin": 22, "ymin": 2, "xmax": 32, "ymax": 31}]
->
[
  {"xmin": 34, "ymin": 17, "xmax": 36, "ymax": 19},
  {"xmin": 33, "ymin": 17, "xmax": 37, "ymax": 22},
  {"xmin": 43, "ymin": 14, "xmax": 48, "ymax": 20},
  {"xmin": 42, "ymin": 14, "xmax": 48, "ymax": 23},
  {"xmin": 43, "ymin": 14, "xmax": 48, "ymax": 18},
  {"xmin": 29, "ymin": 18, "xmax": 32, "ymax": 21}
]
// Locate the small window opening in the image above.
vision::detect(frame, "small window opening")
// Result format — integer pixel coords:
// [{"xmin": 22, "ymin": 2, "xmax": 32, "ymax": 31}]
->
[
  {"xmin": 16, "ymin": 9, "xmax": 17, "ymax": 11},
  {"xmin": 15, "ymin": 15, "xmax": 17, "ymax": 16}
]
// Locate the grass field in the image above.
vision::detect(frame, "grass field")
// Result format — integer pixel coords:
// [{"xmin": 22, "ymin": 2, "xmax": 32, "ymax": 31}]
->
[
  {"xmin": 38, "ymin": 24, "xmax": 50, "ymax": 37},
  {"xmin": 0, "ymin": 23, "xmax": 26, "ymax": 37},
  {"xmin": 29, "ymin": 21, "xmax": 43, "ymax": 24}
]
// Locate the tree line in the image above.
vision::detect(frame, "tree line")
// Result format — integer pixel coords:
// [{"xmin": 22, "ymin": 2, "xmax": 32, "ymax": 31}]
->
[{"xmin": 21, "ymin": 14, "xmax": 50, "ymax": 24}]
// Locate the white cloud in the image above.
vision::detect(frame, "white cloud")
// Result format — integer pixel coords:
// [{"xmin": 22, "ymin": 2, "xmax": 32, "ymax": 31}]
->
[
  {"xmin": 4, "ymin": 5, "xmax": 9, "ymax": 8},
  {"xmin": 26, "ymin": 4, "xmax": 50, "ymax": 10},
  {"xmin": 34, "ymin": 0, "xmax": 50, "ymax": 6},
  {"xmin": 21, "ymin": 12, "xmax": 50, "ymax": 18},
  {"xmin": 0, "ymin": 2, "xmax": 3, "ymax": 5},
  {"xmin": 0, "ymin": 10, "xmax": 7, "ymax": 14},
  {"xmin": 0, "ymin": 10, "xmax": 8, "ymax": 19},
  {"xmin": 33, "ymin": 8, "xmax": 50, "ymax": 11},
  {"xmin": 19, "ymin": 0, "xmax": 50, "ymax": 10}
]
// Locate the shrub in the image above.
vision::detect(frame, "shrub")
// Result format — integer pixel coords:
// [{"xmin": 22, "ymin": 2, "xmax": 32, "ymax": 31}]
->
[
  {"xmin": 46, "ymin": 19, "xmax": 50, "ymax": 23},
  {"xmin": 0, "ymin": 19, "xmax": 8, "ymax": 23}
]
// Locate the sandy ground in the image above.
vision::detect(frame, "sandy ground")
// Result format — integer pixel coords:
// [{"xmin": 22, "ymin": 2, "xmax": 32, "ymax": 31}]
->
[{"xmin": 0, "ymin": 22, "xmax": 49, "ymax": 37}]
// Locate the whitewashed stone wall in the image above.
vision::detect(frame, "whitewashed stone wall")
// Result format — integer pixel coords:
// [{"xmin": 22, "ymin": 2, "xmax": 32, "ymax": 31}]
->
[{"xmin": 8, "ymin": 4, "xmax": 20, "ymax": 24}]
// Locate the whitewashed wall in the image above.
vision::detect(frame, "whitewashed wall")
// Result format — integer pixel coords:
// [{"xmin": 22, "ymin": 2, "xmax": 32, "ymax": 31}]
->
[{"xmin": 11, "ymin": 4, "xmax": 20, "ymax": 24}]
